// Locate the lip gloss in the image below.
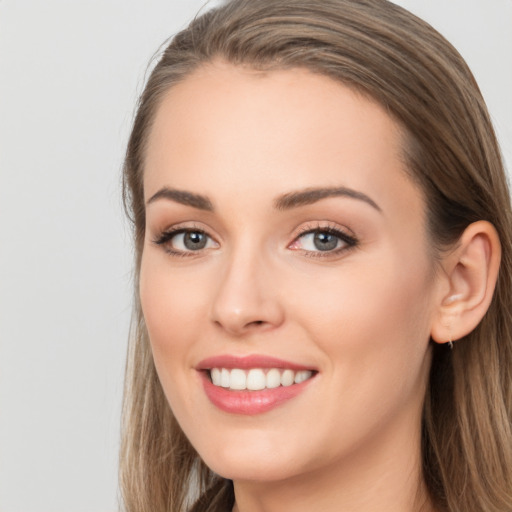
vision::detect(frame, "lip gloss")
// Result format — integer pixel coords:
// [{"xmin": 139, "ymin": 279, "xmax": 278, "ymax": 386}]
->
[
  {"xmin": 200, "ymin": 373, "xmax": 314, "ymax": 415},
  {"xmin": 196, "ymin": 354, "xmax": 316, "ymax": 415}
]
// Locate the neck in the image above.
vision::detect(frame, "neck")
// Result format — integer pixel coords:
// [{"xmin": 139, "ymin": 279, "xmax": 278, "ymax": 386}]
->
[{"xmin": 231, "ymin": 418, "xmax": 435, "ymax": 512}]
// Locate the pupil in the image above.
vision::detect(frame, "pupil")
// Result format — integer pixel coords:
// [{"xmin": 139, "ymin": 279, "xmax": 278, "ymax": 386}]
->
[
  {"xmin": 313, "ymin": 232, "xmax": 338, "ymax": 251},
  {"xmin": 184, "ymin": 232, "xmax": 207, "ymax": 250}
]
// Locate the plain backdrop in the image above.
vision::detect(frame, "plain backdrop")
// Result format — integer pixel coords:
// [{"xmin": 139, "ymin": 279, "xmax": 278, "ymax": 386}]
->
[{"xmin": 0, "ymin": 1, "xmax": 510, "ymax": 511}]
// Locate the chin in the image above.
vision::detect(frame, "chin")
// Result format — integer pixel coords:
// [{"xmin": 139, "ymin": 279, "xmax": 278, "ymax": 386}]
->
[
  {"xmin": 204, "ymin": 454, "xmax": 302, "ymax": 483},
  {"xmin": 187, "ymin": 424, "xmax": 308, "ymax": 483}
]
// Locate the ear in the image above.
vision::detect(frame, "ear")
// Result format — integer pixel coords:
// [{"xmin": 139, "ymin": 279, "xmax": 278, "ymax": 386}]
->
[{"xmin": 430, "ymin": 221, "xmax": 501, "ymax": 345}]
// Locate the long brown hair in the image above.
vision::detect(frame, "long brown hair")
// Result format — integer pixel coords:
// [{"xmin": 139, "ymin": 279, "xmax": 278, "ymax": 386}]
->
[{"xmin": 120, "ymin": 1, "xmax": 512, "ymax": 511}]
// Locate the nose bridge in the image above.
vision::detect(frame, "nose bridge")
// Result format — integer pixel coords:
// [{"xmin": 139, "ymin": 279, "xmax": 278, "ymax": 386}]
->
[{"xmin": 211, "ymin": 238, "xmax": 284, "ymax": 335}]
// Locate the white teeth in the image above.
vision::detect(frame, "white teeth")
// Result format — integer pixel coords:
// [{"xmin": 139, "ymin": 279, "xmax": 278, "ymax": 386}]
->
[
  {"xmin": 281, "ymin": 369, "xmax": 295, "ymax": 387},
  {"xmin": 295, "ymin": 370, "xmax": 312, "ymax": 384},
  {"xmin": 211, "ymin": 368, "xmax": 221, "ymax": 386},
  {"xmin": 266, "ymin": 368, "xmax": 281, "ymax": 389},
  {"xmin": 247, "ymin": 369, "xmax": 266, "ymax": 390},
  {"xmin": 230, "ymin": 369, "xmax": 247, "ymax": 390},
  {"xmin": 209, "ymin": 367, "xmax": 314, "ymax": 390},
  {"xmin": 220, "ymin": 368, "xmax": 230, "ymax": 388}
]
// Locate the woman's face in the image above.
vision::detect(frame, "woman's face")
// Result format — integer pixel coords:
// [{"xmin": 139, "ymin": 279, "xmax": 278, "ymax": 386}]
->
[{"xmin": 140, "ymin": 63, "xmax": 441, "ymax": 483}]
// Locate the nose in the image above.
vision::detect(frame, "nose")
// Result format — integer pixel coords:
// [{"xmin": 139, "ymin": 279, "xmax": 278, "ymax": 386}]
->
[{"xmin": 210, "ymin": 250, "xmax": 285, "ymax": 336}]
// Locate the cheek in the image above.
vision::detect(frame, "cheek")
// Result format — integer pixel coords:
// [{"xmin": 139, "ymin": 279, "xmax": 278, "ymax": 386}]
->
[
  {"xmin": 290, "ymin": 249, "xmax": 434, "ymax": 400},
  {"xmin": 139, "ymin": 252, "xmax": 212, "ymax": 424},
  {"xmin": 296, "ymin": 256, "xmax": 431, "ymax": 339},
  {"xmin": 288, "ymin": 264, "xmax": 433, "ymax": 461},
  {"xmin": 139, "ymin": 252, "xmax": 206, "ymax": 368}
]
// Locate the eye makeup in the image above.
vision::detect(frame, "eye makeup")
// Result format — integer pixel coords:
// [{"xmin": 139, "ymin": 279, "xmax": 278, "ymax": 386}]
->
[
  {"xmin": 288, "ymin": 222, "xmax": 358, "ymax": 258},
  {"xmin": 151, "ymin": 220, "xmax": 359, "ymax": 260}
]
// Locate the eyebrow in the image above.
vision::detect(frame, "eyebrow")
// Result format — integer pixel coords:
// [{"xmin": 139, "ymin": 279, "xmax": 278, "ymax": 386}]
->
[
  {"xmin": 146, "ymin": 187, "xmax": 214, "ymax": 211},
  {"xmin": 274, "ymin": 187, "xmax": 381, "ymax": 212},
  {"xmin": 146, "ymin": 185, "xmax": 381, "ymax": 213}
]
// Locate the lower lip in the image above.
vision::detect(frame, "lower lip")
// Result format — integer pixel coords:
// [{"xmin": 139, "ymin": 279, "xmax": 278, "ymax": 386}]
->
[{"xmin": 200, "ymin": 372, "xmax": 315, "ymax": 415}]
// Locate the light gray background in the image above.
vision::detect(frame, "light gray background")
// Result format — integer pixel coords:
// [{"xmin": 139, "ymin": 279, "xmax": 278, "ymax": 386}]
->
[{"xmin": 0, "ymin": 1, "xmax": 510, "ymax": 511}]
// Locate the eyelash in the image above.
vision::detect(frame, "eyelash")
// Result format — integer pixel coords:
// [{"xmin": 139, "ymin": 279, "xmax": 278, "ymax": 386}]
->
[
  {"xmin": 291, "ymin": 224, "xmax": 358, "ymax": 258},
  {"xmin": 152, "ymin": 226, "xmax": 215, "ymax": 258},
  {"xmin": 152, "ymin": 223, "xmax": 358, "ymax": 258}
]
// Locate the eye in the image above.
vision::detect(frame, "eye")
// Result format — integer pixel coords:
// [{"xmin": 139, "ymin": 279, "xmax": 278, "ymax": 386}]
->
[
  {"xmin": 153, "ymin": 228, "xmax": 218, "ymax": 255},
  {"xmin": 289, "ymin": 226, "xmax": 357, "ymax": 255}
]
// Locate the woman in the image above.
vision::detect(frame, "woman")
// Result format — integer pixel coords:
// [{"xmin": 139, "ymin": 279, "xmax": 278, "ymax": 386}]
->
[{"xmin": 120, "ymin": 1, "xmax": 512, "ymax": 511}]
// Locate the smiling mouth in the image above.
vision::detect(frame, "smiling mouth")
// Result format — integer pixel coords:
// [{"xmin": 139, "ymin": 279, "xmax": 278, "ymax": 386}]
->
[{"xmin": 208, "ymin": 368, "xmax": 315, "ymax": 391}]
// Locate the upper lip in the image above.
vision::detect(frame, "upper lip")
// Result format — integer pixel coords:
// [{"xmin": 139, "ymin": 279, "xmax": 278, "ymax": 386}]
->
[{"xmin": 196, "ymin": 354, "xmax": 316, "ymax": 371}]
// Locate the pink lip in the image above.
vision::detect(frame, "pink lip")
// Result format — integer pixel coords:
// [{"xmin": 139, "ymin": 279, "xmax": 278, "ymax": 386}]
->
[
  {"xmin": 196, "ymin": 354, "xmax": 314, "ymax": 371},
  {"xmin": 196, "ymin": 354, "xmax": 317, "ymax": 415}
]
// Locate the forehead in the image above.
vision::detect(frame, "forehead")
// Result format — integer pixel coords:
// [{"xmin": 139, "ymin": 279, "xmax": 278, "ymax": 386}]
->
[{"xmin": 144, "ymin": 62, "xmax": 423, "ymax": 220}]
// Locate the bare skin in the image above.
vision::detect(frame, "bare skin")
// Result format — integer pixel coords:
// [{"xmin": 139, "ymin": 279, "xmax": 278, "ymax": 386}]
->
[{"xmin": 140, "ymin": 63, "xmax": 500, "ymax": 512}]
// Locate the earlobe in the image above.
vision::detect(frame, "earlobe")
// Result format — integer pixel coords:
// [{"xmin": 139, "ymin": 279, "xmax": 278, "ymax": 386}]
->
[{"xmin": 430, "ymin": 221, "xmax": 501, "ymax": 345}]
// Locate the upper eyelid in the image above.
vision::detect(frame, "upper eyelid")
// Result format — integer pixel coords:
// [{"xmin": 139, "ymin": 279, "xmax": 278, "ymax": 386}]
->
[
  {"xmin": 151, "ymin": 221, "xmax": 216, "ymax": 239},
  {"xmin": 155, "ymin": 227, "xmax": 214, "ymax": 241},
  {"xmin": 292, "ymin": 221, "xmax": 357, "ymax": 239}
]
